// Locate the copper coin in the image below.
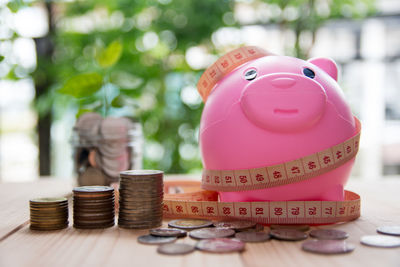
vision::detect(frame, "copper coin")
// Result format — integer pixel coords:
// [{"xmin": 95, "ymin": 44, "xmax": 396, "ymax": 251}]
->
[
  {"xmin": 150, "ymin": 228, "xmax": 187, "ymax": 238},
  {"xmin": 238, "ymin": 223, "xmax": 265, "ymax": 232},
  {"xmin": 377, "ymin": 226, "xmax": 400, "ymax": 236},
  {"xmin": 310, "ymin": 229, "xmax": 349, "ymax": 240},
  {"xmin": 214, "ymin": 221, "xmax": 256, "ymax": 231},
  {"xmin": 157, "ymin": 243, "xmax": 195, "ymax": 255},
  {"xmin": 168, "ymin": 219, "xmax": 213, "ymax": 229},
  {"xmin": 30, "ymin": 198, "xmax": 68, "ymax": 204},
  {"xmin": 137, "ymin": 235, "xmax": 177, "ymax": 245},
  {"xmin": 189, "ymin": 228, "xmax": 235, "ymax": 239},
  {"xmin": 196, "ymin": 238, "xmax": 245, "ymax": 253},
  {"xmin": 74, "ymin": 222, "xmax": 114, "ymax": 229},
  {"xmin": 302, "ymin": 240, "xmax": 355, "ymax": 254},
  {"xmin": 235, "ymin": 232, "xmax": 271, "ymax": 242},
  {"xmin": 360, "ymin": 235, "xmax": 400, "ymax": 248},
  {"xmin": 270, "ymin": 224, "xmax": 310, "ymax": 232},
  {"xmin": 30, "ymin": 224, "xmax": 68, "ymax": 231},
  {"xmin": 270, "ymin": 229, "xmax": 308, "ymax": 241}
]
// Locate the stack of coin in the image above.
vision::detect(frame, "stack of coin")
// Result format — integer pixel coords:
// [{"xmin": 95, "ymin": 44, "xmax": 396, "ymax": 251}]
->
[
  {"xmin": 118, "ymin": 170, "xmax": 163, "ymax": 229},
  {"xmin": 73, "ymin": 186, "xmax": 115, "ymax": 229},
  {"xmin": 29, "ymin": 198, "xmax": 69, "ymax": 231}
]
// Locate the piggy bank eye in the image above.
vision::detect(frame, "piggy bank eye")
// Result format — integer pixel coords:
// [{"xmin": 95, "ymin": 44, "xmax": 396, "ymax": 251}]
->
[
  {"xmin": 303, "ymin": 68, "xmax": 315, "ymax": 79},
  {"xmin": 244, "ymin": 69, "xmax": 257, "ymax": 81}
]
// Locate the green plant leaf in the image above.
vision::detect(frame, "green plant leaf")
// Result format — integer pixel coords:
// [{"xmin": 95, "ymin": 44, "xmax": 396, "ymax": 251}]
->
[
  {"xmin": 76, "ymin": 108, "xmax": 94, "ymax": 119},
  {"xmin": 0, "ymin": 55, "xmax": 4, "ymax": 62},
  {"xmin": 96, "ymin": 40, "xmax": 123, "ymax": 68},
  {"xmin": 111, "ymin": 95, "xmax": 124, "ymax": 108},
  {"xmin": 7, "ymin": 0, "xmax": 25, "ymax": 13},
  {"xmin": 58, "ymin": 73, "xmax": 103, "ymax": 98}
]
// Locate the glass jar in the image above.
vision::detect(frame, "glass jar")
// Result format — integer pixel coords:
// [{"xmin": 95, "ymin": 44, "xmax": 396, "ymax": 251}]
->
[{"xmin": 71, "ymin": 115, "xmax": 143, "ymax": 186}]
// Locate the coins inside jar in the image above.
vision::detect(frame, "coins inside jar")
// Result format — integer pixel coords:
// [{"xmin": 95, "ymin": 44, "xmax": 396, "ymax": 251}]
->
[
  {"xmin": 73, "ymin": 186, "xmax": 115, "ymax": 229},
  {"xmin": 29, "ymin": 197, "xmax": 69, "ymax": 231},
  {"xmin": 118, "ymin": 170, "xmax": 163, "ymax": 229}
]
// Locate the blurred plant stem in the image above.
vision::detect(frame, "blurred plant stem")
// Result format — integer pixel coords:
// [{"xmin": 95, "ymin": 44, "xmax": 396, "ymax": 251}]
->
[{"xmin": 33, "ymin": 1, "xmax": 54, "ymax": 175}]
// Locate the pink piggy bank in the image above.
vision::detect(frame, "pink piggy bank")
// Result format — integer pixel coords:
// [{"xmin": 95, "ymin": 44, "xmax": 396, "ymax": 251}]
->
[{"xmin": 198, "ymin": 46, "xmax": 360, "ymax": 202}]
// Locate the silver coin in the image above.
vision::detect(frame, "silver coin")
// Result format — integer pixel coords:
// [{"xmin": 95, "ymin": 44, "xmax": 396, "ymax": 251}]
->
[
  {"xmin": 302, "ymin": 240, "xmax": 355, "ymax": 254},
  {"xmin": 189, "ymin": 228, "xmax": 235, "ymax": 239},
  {"xmin": 235, "ymin": 232, "xmax": 271, "ymax": 242},
  {"xmin": 309, "ymin": 229, "xmax": 349, "ymax": 240},
  {"xmin": 120, "ymin": 170, "xmax": 164, "ymax": 176},
  {"xmin": 75, "ymin": 112, "xmax": 102, "ymax": 144},
  {"xmin": 150, "ymin": 228, "xmax": 187, "ymax": 237},
  {"xmin": 196, "ymin": 238, "xmax": 245, "ymax": 253},
  {"xmin": 214, "ymin": 221, "xmax": 256, "ymax": 231},
  {"xmin": 168, "ymin": 219, "xmax": 213, "ymax": 229},
  {"xmin": 270, "ymin": 224, "xmax": 310, "ymax": 232},
  {"xmin": 238, "ymin": 223, "xmax": 265, "ymax": 232},
  {"xmin": 360, "ymin": 235, "xmax": 400, "ymax": 248},
  {"xmin": 157, "ymin": 243, "xmax": 195, "ymax": 255},
  {"xmin": 270, "ymin": 229, "xmax": 308, "ymax": 241},
  {"xmin": 100, "ymin": 117, "xmax": 131, "ymax": 140},
  {"xmin": 377, "ymin": 226, "xmax": 400, "ymax": 236},
  {"xmin": 137, "ymin": 235, "xmax": 177, "ymax": 245}
]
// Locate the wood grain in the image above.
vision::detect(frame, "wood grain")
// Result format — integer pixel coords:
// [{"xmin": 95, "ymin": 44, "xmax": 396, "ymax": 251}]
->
[
  {"xmin": 0, "ymin": 177, "xmax": 399, "ymax": 267},
  {"xmin": 0, "ymin": 178, "xmax": 73, "ymax": 240}
]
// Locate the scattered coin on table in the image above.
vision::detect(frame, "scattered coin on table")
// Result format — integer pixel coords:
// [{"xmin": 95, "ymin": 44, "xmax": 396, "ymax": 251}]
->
[
  {"xmin": 168, "ymin": 219, "xmax": 213, "ymax": 230},
  {"xmin": 150, "ymin": 228, "xmax": 187, "ymax": 238},
  {"xmin": 137, "ymin": 235, "xmax": 177, "ymax": 245},
  {"xmin": 196, "ymin": 238, "xmax": 245, "ymax": 253},
  {"xmin": 302, "ymin": 240, "xmax": 355, "ymax": 254},
  {"xmin": 235, "ymin": 232, "xmax": 271, "ymax": 243},
  {"xmin": 238, "ymin": 223, "xmax": 265, "ymax": 232},
  {"xmin": 213, "ymin": 221, "xmax": 256, "ymax": 231},
  {"xmin": 270, "ymin": 229, "xmax": 308, "ymax": 241},
  {"xmin": 360, "ymin": 235, "xmax": 400, "ymax": 248},
  {"xmin": 270, "ymin": 224, "xmax": 310, "ymax": 232},
  {"xmin": 376, "ymin": 226, "xmax": 400, "ymax": 236},
  {"xmin": 189, "ymin": 228, "xmax": 235, "ymax": 239},
  {"xmin": 309, "ymin": 229, "xmax": 349, "ymax": 240},
  {"xmin": 157, "ymin": 243, "xmax": 196, "ymax": 255}
]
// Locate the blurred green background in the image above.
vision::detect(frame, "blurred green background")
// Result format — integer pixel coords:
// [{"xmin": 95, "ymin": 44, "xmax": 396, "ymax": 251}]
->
[{"xmin": 5, "ymin": 0, "xmax": 400, "ymax": 181}]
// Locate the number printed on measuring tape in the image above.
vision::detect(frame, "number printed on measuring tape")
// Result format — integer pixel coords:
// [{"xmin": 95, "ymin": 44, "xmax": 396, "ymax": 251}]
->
[
  {"xmin": 201, "ymin": 118, "xmax": 361, "ymax": 192},
  {"xmin": 163, "ymin": 181, "xmax": 361, "ymax": 225},
  {"xmin": 197, "ymin": 46, "xmax": 272, "ymax": 102}
]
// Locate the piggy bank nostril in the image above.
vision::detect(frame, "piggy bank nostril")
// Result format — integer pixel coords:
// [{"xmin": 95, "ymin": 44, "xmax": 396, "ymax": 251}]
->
[{"xmin": 270, "ymin": 78, "xmax": 296, "ymax": 89}]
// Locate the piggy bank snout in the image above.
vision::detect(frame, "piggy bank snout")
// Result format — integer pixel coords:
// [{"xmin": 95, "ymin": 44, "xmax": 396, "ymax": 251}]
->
[
  {"xmin": 270, "ymin": 77, "xmax": 296, "ymax": 89},
  {"xmin": 240, "ymin": 73, "xmax": 327, "ymax": 132}
]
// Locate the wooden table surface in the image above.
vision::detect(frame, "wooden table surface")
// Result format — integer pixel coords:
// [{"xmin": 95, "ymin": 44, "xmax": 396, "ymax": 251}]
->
[{"xmin": 0, "ymin": 176, "xmax": 399, "ymax": 267}]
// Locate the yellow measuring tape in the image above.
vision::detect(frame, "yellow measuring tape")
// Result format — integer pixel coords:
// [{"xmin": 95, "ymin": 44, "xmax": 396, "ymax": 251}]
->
[
  {"xmin": 202, "ymin": 118, "xmax": 361, "ymax": 192},
  {"xmin": 163, "ymin": 181, "xmax": 360, "ymax": 225},
  {"xmin": 197, "ymin": 46, "xmax": 272, "ymax": 102}
]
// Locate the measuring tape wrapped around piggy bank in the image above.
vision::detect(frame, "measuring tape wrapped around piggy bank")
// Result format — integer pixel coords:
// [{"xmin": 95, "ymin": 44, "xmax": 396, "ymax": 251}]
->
[{"xmin": 163, "ymin": 46, "xmax": 361, "ymax": 225}]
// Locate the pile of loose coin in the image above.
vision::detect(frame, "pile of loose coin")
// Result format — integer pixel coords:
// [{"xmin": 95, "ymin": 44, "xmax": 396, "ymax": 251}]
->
[
  {"xmin": 73, "ymin": 186, "xmax": 115, "ymax": 229},
  {"xmin": 136, "ymin": 219, "xmax": 363, "ymax": 255},
  {"xmin": 360, "ymin": 225, "xmax": 400, "ymax": 248},
  {"xmin": 118, "ymin": 170, "xmax": 163, "ymax": 229},
  {"xmin": 29, "ymin": 198, "xmax": 69, "ymax": 231}
]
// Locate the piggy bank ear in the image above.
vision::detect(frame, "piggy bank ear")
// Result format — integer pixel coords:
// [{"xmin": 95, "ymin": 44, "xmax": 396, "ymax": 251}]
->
[{"xmin": 308, "ymin": 57, "xmax": 338, "ymax": 81}]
